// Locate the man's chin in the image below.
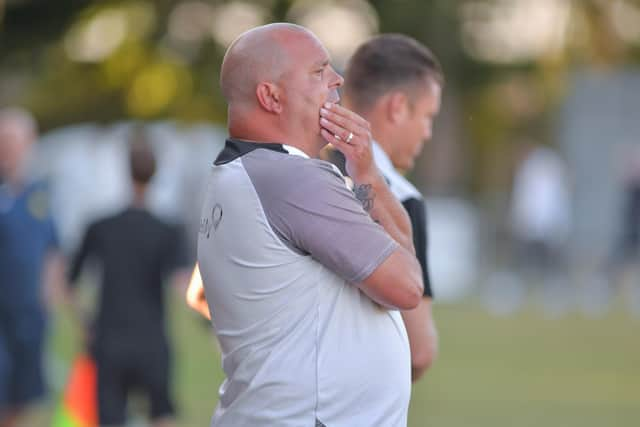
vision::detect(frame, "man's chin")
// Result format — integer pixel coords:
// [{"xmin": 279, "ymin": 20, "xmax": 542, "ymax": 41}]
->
[{"xmin": 402, "ymin": 163, "xmax": 416, "ymax": 173}]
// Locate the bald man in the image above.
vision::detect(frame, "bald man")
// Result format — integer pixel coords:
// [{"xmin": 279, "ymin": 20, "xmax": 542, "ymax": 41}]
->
[{"xmin": 196, "ymin": 24, "xmax": 423, "ymax": 426}]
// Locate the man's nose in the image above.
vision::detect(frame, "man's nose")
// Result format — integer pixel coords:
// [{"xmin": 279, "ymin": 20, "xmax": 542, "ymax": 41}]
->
[
  {"xmin": 423, "ymin": 124, "xmax": 432, "ymax": 141},
  {"xmin": 331, "ymin": 68, "xmax": 344, "ymax": 88}
]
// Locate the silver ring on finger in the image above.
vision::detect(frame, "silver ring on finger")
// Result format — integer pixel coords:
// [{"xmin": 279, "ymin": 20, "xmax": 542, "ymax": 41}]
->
[{"xmin": 345, "ymin": 131, "xmax": 354, "ymax": 143}]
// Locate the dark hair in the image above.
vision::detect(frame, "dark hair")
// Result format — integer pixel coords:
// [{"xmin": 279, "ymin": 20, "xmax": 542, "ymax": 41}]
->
[
  {"xmin": 343, "ymin": 34, "xmax": 443, "ymax": 111},
  {"xmin": 128, "ymin": 127, "xmax": 156, "ymax": 184}
]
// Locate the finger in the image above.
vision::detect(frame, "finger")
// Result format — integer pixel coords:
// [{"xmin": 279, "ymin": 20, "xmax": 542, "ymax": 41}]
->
[
  {"xmin": 324, "ymin": 102, "xmax": 368, "ymax": 128},
  {"xmin": 320, "ymin": 106, "xmax": 368, "ymax": 135},
  {"xmin": 323, "ymin": 102, "xmax": 370, "ymax": 130},
  {"xmin": 321, "ymin": 128, "xmax": 354, "ymax": 154},
  {"xmin": 320, "ymin": 116, "xmax": 353, "ymax": 142},
  {"xmin": 320, "ymin": 109, "xmax": 365, "ymax": 139}
]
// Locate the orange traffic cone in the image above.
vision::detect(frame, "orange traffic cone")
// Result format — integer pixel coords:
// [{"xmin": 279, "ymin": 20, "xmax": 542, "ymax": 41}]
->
[{"xmin": 52, "ymin": 353, "xmax": 97, "ymax": 427}]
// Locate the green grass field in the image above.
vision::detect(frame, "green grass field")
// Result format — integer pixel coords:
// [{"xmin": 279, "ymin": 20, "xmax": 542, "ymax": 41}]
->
[{"xmin": 39, "ymin": 297, "xmax": 640, "ymax": 427}]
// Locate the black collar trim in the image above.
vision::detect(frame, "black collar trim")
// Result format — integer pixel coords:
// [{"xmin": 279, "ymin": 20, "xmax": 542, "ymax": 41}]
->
[{"xmin": 214, "ymin": 138, "xmax": 288, "ymax": 165}]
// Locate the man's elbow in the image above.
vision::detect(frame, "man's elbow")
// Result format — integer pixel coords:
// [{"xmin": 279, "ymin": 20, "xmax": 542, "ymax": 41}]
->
[
  {"xmin": 399, "ymin": 284, "xmax": 423, "ymax": 310},
  {"xmin": 398, "ymin": 272, "xmax": 423, "ymax": 310}
]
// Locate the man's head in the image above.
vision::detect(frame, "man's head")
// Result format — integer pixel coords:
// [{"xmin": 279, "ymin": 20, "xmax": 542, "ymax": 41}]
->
[
  {"xmin": 343, "ymin": 34, "xmax": 443, "ymax": 171},
  {"xmin": 0, "ymin": 107, "xmax": 37, "ymax": 183},
  {"xmin": 220, "ymin": 23, "xmax": 343, "ymax": 154},
  {"xmin": 128, "ymin": 127, "xmax": 156, "ymax": 186}
]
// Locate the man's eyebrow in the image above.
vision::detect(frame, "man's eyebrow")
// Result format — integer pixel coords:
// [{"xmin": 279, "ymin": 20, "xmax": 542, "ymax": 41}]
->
[{"xmin": 313, "ymin": 58, "xmax": 330, "ymax": 68}]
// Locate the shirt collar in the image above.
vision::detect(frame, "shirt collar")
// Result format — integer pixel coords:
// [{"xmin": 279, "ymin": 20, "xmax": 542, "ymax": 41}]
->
[
  {"xmin": 214, "ymin": 138, "xmax": 315, "ymax": 165},
  {"xmin": 371, "ymin": 140, "xmax": 395, "ymax": 177},
  {"xmin": 282, "ymin": 145, "xmax": 310, "ymax": 159},
  {"xmin": 214, "ymin": 138, "xmax": 288, "ymax": 165},
  {"xmin": 371, "ymin": 140, "xmax": 422, "ymax": 200}
]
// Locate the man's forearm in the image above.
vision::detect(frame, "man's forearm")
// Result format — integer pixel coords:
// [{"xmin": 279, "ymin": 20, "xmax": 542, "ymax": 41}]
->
[
  {"xmin": 353, "ymin": 172, "xmax": 415, "ymax": 253},
  {"xmin": 43, "ymin": 251, "xmax": 66, "ymax": 307},
  {"xmin": 401, "ymin": 298, "xmax": 438, "ymax": 381}
]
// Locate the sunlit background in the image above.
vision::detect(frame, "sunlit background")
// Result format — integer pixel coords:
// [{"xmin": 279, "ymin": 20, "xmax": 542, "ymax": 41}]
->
[{"xmin": 2, "ymin": 0, "xmax": 640, "ymax": 426}]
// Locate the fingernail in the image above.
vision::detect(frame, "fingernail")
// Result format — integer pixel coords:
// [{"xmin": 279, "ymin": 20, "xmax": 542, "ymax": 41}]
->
[
  {"xmin": 324, "ymin": 102, "xmax": 332, "ymax": 109},
  {"xmin": 320, "ymin": 108, "xmax": 328, "ymax": 116},
  {"xmin": 320, "ymin": 117, "xmax": 328, "ymax": 124}
]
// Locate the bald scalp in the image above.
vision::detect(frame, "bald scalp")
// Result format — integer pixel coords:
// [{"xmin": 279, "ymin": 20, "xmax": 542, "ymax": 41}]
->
[{"xmin": 220, "ymin": 23, "xmax": 312, "ymax": 106}]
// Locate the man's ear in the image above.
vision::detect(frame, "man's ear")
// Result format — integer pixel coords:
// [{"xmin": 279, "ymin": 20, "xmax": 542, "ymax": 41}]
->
[
  {"xmin": 387, "ymin": 91, "xmax": 410, "ymax": 124},
  {"xmin": 256, "ymin": 82, "xmax": 282, "ymax": 114}
]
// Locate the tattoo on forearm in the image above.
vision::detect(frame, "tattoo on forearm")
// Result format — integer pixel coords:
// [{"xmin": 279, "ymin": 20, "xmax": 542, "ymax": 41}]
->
[{"xmin": 354, "ymin": 184, "xmax": 374, "ymax": 212}]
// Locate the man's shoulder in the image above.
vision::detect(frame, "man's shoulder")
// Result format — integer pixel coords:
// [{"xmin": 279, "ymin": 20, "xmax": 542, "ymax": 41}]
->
[
  {"xmin": 87, "ymin": 208, "xmax": 132, "ymax": 233},
  {"xmin": 84, "ymin": 215, "xmax": 111, "ymax": 236},
  {"xmin": 242, "ymin": 150, "xmax": 345, "ymax": 194}
]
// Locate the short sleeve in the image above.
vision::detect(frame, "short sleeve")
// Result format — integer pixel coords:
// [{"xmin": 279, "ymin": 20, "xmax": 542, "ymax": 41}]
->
[{"xmin": 243, "ymin": 154, "xmax": 398, "ymax": 283}]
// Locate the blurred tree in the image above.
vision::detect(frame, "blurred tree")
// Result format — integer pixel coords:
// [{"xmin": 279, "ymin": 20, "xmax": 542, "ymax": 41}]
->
[{"xmin": 1, "ymin": 0, "xmax": 639, "ymax": 195}]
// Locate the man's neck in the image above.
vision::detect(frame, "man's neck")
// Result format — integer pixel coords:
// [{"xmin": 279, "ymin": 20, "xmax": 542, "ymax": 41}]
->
[
  {"xmin": 228, "ymin": 108, "xmax": 321, "ymax": 158},
  {"xmin": 132, "ymin": 183, "xmax": 147, "ymax": 208},
  {"xmin": 372, "ymin": 134, "xmax": 394, "ymax": 160}
]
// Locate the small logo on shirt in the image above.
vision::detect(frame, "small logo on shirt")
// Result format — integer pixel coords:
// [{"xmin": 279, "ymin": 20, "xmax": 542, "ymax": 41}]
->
[{"xmin": 200, "ymin": 203, "xmax": 223, "ymax": 238}]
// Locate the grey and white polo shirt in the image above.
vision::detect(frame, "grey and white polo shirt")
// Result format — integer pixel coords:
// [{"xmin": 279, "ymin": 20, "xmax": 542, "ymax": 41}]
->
[{"xmin": 197, "ymin": 139, "xmax": 411, "ymax": 427}]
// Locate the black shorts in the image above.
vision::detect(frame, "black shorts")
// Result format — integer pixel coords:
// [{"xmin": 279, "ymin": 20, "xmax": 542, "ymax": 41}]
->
[
  {"xmin": 0, "ymin": 308, "xmax": 46, "ymax": 411},
  {"xmin": 94, "ymin": 341, "xmax": 174, "ymax": 425}
]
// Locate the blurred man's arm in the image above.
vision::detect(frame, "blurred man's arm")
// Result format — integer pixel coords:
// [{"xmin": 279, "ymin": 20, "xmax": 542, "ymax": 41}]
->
[
  {"xmin": 66, "ymin": 225, "xmax": 96, "ymax": 349},
  {"xmin": 163, "ymin": 226, "xmax": 205, "ymax": 315},
  {"xmin": 185, "ymin": 263, "xmax": 211, "ymax": 320},
  {"xmin": 170, "ymin": 267, "xmax": 192, "ymax": 294},
  {"xmin": 42, "ymin": 206, "xmax": 66, "ymax": 307},
  {"xmin": 401, "ymin": 198, "xmax": 438, "ymax": 381},
  {"xmin": 42, "ymin": 250, "xmax": 66, "ymax": 307},
  {"xmin": 401, "ymin": 299, "xmax": 438, "ymax": 381}
]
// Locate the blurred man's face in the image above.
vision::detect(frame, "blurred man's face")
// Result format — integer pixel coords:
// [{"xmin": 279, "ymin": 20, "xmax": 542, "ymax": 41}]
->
[
  {"xmin": 280, "ymin": 32, "xmax": 344, "ymax": 150},
  {"xmin": 391, "ymin": 79, "xmax": 441, "ymax": 171},
  {"xmin": 0, "ymin": 120, "xmax": 32, "ymax": 180}
]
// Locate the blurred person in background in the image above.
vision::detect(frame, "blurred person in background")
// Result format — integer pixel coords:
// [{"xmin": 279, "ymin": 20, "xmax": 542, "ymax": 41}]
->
[
  {"xmin": 617, "ymin": 152, "xmax": 640, "ymax": 269},
  {"xmin": 339, "ymin": 34, "xmax": 443, "ymax": 381},
  {"xmin": 508, "ymin": 141, "xmax": 571, "ymax": 313},
  {"xmin": 197, "ymin": 23, "xmax": 423, "ymax": 426},
  {"xmin": 0, "ymin": 107, "xmax": 65, "ymax": 427},
  {"xmin": 601, "ymin": 145, "xmax": 640, "ymax": 313},
  {"xmin": 68, "ymin": 128, "xmax": 190, "ymax": 427}
]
